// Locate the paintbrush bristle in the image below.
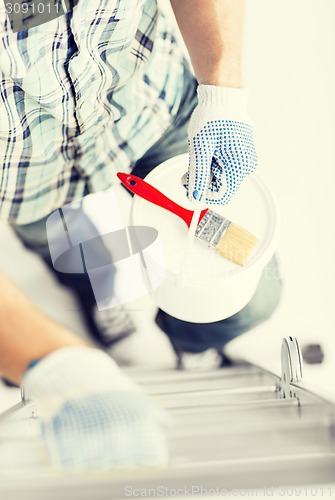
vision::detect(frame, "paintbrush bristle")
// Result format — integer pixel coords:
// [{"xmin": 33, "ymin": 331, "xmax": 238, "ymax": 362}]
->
[{"xmin": 215, "ymin": 223, "xmax": 258, "ymax": 266}]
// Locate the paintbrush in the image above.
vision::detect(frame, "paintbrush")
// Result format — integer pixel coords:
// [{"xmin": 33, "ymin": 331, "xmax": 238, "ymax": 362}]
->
[{"xmin": 117, "ymin": 173, "xmax": 258, "ymax": 266}]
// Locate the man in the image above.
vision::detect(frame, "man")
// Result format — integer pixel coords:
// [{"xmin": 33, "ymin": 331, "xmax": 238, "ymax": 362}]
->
[
  {"xmin": 0, "ymin": 270, "xmax": 169, "ymax": 469},
  {"xmin": 0, "ymin": 0, "xmax": 281, "ymax": 468}
]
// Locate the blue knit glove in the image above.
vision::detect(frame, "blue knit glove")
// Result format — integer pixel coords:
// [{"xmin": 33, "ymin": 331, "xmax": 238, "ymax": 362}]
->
[
  {"xmin": 22, "ymin": 347, "xmax": 168, "ymax": 471},
  {"xmin": 182, "ymin": 85, "xmax": 258, "ymax": 204}
]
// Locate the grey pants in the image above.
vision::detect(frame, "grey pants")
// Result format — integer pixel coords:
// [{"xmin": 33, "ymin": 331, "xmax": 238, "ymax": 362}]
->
[{"xmin": 13, "ymin": 68, "xmax": 282, "ymax": 354}]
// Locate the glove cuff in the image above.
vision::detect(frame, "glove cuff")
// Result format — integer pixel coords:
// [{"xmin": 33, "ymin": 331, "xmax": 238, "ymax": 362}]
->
[
  {"xmin": 197, "ymin": 85, "xmax": 251, "ymax": 123},
  {"xmin": 22, "ymin": 346, "xmax": 140, "ymax": 418}
]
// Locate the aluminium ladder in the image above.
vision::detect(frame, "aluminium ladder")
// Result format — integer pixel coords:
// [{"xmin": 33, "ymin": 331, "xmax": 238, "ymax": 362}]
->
[{"xmin": 0, "ymin": 336, "xmax": 334, "ymax": 499}]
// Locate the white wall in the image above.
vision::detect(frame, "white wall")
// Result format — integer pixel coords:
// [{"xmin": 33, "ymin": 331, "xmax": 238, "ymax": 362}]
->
[
  {"xmin": 244, "ymin": 0, "xmax": 335, "ymax": 330},
  {"xmin": 219, "ymin": 0, "xmax": 335, "ymax": 388}
]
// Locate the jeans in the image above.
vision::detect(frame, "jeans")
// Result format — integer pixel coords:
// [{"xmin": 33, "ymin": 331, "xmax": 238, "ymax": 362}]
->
[{"xmin": 12, "ymin": 68, "xmax": 282, "ymax": 354}]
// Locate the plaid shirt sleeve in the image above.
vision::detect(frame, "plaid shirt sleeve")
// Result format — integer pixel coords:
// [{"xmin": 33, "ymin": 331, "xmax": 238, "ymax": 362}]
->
[{"xmin": 0, "ymin": 0, "xmax": 186, "ymax": 224}]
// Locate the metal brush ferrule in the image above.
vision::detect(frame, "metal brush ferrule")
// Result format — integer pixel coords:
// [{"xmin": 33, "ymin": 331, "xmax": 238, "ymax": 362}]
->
[{"xmin": 195, "ymin": 210, "xmax": 231, "ymax": 248}]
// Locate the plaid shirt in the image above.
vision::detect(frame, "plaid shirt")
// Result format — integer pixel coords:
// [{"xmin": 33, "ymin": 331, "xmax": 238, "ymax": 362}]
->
[{"xmin": 0, "ymin": 0, "xmax": 186, "ymax": 224}]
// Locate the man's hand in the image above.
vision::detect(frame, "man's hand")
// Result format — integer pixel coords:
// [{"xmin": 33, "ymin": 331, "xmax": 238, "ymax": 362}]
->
[
  {"xmin": 23, "ymin": 347, "xmax": 169, "ymax": 470},
  {"xmin": 182, "ymin": 85, "xmax": 257, "ymax": 203},
  {"xmin": 170, "ymin": 0, "xmax": 257, "ymax": 203}
]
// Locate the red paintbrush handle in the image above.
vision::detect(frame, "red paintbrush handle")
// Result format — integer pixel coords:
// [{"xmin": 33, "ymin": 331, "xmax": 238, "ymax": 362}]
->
[{"xmin": 117, "ymin": 172, "xmax": 207, "ymax": 227}]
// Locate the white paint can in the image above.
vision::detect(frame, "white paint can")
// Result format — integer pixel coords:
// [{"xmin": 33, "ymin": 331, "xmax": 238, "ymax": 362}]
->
[{"xmin": 131, "ymin": 154, "xmax": 280, "ymax": 323}]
